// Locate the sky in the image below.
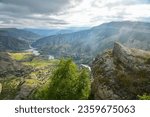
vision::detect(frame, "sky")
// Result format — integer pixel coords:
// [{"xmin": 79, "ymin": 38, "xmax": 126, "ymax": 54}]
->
[{"xmin": 0, "ymin": 0, "xmax": 150, "ymax": 29}]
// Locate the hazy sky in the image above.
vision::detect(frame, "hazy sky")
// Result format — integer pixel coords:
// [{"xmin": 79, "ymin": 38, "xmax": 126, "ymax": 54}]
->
[{"xmin": 0, "ymin": 0, "xmax": 150, "ymax": 28}]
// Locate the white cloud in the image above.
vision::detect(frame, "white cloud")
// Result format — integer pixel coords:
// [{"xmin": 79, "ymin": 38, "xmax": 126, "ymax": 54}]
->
[
  {"xmin": 50, "ymin": 0, "xmax": 150, "ymax": 27},
  {"xmin": 0, "ymin": 0, "xmax": 150, "ymax": 28}
]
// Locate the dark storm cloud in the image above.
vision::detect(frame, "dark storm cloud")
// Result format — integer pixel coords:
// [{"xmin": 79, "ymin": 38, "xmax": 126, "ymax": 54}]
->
[
  {"xmin": 0, "ymin": 0, "xmax": 77, "ymax": 28},
  {"xmin": 0, "ymin": 0, "xmax": 149, "ymax": 28},
  {"xmin": 0, "ymin": 0, "xmax": 73, "ymax": 14}
]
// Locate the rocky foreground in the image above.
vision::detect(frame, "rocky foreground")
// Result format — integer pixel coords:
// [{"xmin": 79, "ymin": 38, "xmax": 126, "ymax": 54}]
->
[{"xmin": 91, "ymin": 42, "xmax": 150, "ymax": 99}]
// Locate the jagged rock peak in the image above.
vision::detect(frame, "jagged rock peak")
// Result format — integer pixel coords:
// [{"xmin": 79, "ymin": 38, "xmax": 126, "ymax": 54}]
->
[
  {"xmin": 113, "ymin": 42, "xmax": 150, "ymax": 60},
  {"xmin": 113, "ymin": 42, "xmax": 150, "ymax": 72},
  {"xmin": 113, "ymin": 42, "xmax": 131, "ymax": 56},
  {"xmin": 91, "ymin": 42, "xmax": 150, "ymax": 100}
]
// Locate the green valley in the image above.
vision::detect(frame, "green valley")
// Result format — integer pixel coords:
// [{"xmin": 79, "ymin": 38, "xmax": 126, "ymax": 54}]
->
[{"xmin": 0, "ymin": 52, "xmax": 91, "ymax": 99}]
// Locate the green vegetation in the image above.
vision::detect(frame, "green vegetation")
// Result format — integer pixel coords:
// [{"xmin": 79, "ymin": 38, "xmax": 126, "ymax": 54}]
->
[
  {"xmin": 115, "ymin": 67, "xmax": 150, "ymax": 99},
  {"xmin": 34, "ymin": 59, "xmax": 91, "ymax": 100},
  {"xmin": 23, "ymin": 58, "xmax": 59, "ymax": 67},
  {"xmin": 138, "ymin": 94, "xmax": 150, "ymax": 100},
  {"xmin": 145, "ymin": 58, "xmax": 150, "ymax": 64},
  {"xmin": 0, "ymin": 77, "xmax": 22, "ymax": 99},
  {"xmin": 0, "ymin": 52, "xmax": 59, "ymax": 99},
  {"xmin": 1, "ymin": 52, "xmax": 90, "ymax": 100},
  {"xmin": 9, "ymin": 52, "xmax": 32, "ymax": 61}
]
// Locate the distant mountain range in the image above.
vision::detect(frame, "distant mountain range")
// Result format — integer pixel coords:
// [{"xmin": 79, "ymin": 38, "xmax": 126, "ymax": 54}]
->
[
  {"xmin": 25, "ymin": 27, "xmax": 89, "ymax": 37},
  {"xmin": 32, "ymin": 21, "xmax": 150, "ymax": 63},
  {"xmin": 0, "ymin": 36, "xmax": 29, "ymax": 51},
  {"xmin": 0, "ymin": 28, "xmax": 40, "ymax": 42},
  {"xmin": 1, "ymin": 21, "xmax": 150, "ymax": 62},
  {"xmin": 0, "ymin": 28, "xmax": 41, "ymax": 51},
  {"xmin": 0, "ymin": 27, "xmax": 89, "ymax": 52}
]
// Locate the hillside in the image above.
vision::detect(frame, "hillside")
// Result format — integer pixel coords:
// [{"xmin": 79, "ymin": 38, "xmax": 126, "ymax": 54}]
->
[
  {"xmin": 0, "ymin": 28, "xmax": 41, "ymax": 43},
  {"xmin": 0, "ymin": 52, "xmax": 59, "ymax": 99},
  {"xmin": 32, "ymin": 21, "xmax": 150, "ymax": 63},
  {"xmin": 0, "ymin": 28, "xmax": 41, "ymax": 51},
  {"xmin": 0, "ymin": 52, "xmax": 31, "ymax": 77},
  {"xmin": 0, "ymin": 36, "xmax": 29, "ymax": 51},
  {"xmin": 26, "ymin": 27, "xmax": 88, "ymax": 37},
  {"xmin": 91, "ymin": 42, "xmax": 150, "ymax": 99}
]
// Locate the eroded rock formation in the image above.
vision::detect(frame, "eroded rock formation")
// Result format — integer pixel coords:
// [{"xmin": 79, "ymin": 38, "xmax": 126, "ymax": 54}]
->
[{"xmin": 91, "ymin": 42, "xmax": 150, "ymax": 99}]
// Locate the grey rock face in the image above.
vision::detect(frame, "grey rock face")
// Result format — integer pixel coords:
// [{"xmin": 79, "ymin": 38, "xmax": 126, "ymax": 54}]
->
[
  {"xmin": 91, "ymin": 42, "xmax": 150, "ymax": 100},
  {"xmin": 113, "ymin": 42, "xmax": 150, "ymax": 72}
]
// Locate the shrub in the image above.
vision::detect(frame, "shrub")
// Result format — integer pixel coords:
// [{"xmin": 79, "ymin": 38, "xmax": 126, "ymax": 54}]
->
[
  {"xmin": 138, "ymin": 94, "xmax": 150, "ymax": 100},
  {"xmin": 35, "ymin": 59, "xmax": 91, "ymax": 100}
]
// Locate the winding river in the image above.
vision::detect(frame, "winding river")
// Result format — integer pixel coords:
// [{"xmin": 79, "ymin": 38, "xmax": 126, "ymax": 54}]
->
[
  {"xmin": 25, "ymin": 45, "xmax": 54, "ymax": 60},
  {"xmin": 25, "ymin": 45, "xmax": 40, "ymax": 56}
]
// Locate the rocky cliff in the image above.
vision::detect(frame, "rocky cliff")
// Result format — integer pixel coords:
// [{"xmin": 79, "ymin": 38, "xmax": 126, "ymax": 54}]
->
[{"xmin": 91, "ymin": 42, "xmax": 150, "ymax": 99}]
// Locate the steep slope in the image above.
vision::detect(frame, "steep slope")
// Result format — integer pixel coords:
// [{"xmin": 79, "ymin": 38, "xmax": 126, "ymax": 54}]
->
[
  {"xmin": 0, "ymin": 28, "xmax": 41, "ymax": 43},
  {"xmin": 0, "ymin": 52, "xmax": 58, "ymax": 99},
  {"xmin": 91, "ymin": 42, "xmax": 150, "ymax": 99},
  {"xmin": 0, "ymin": 36, "xmax": 29, "ymax": 51},
  {"xmin": 32, "ymin": 30, "xmax": 92, "ymax": 63},
  {"xmin": 32, "ymin": 21, "xmax": 150, "ymax": 63},
  {"xmin": 26, "ymin": 27, "xmax": 88, "ymax": 37},
  {"xmin": 0, "ymin": 52, "xmax": 31, "ymax": 77}
]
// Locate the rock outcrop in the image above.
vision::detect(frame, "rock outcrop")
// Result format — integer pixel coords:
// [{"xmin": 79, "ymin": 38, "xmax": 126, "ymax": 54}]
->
[{"xmin": 91, "ymin": 42, "xmax": 150, "ymax": 99}]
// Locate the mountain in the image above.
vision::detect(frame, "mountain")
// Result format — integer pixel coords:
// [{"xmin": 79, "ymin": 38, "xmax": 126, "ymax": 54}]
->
[
  {"xmin": 0, "ymin": 28, "xmax": 41, "ymax": 43},
  {"xmin": 32, "ymin": 29, "xmax": 92, "ymax": 63},
  {"xmin": 0, "ymin": 36, "xmax": 29, "ymax": 51},
  {"xmin": 32, "ymin": 21, "xmax": 150, "ymax": 63},
  {"xmin": 91, "ymin": 42, "xmax": 150, "ymax": 99},
  {"xmin": 26, "ymin": 27, "xmax": 89, "ymax": 37}
]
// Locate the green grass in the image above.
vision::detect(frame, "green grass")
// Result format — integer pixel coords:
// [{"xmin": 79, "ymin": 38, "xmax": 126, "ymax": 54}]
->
[
  {"xmin": 23, "ymin": 59, "xmax": 59, "ymax": 67},
  {"xmin": 0, "ymin": 52, "xmax": 59, "ymax": 99},
  {"xmin": 0, "ymin": 77, "xmax": 22, "ymax": 99},
  {"xmin": 9, "ymin": 52, "xmax": 32, "ymax": 61},
  {"xmin": 25, "ymin": 79, "xmax": 39, "ymax": 85},
  {"xmin": 138, "ymin": 94, "xmax": 150, "ymax": 100}
]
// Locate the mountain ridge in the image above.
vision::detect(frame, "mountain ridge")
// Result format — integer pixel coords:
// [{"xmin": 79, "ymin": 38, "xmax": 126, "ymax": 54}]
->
[
  {"xmin": 0, "ymin": 36, "xmax": 29, "ymax": 51},
  {"xmin": 32, "ymin": 21, "xmax": 150, "ymax": 63},
  {"xmin": 0, "ymin": 28, "xmax": 41, "ymax": 42}
]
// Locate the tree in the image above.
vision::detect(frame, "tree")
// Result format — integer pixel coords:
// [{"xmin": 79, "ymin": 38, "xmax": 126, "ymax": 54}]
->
[
  {"xmin": 77, "ymin": 69, "xmax": 91, "ymax": 99},
  {"xmin": 34, "ymin": 59, "xmax": 91, "ymax": 100},
  {"xmin": 48, "ymin": 59, "xmax": 78, "ymax": 99}
]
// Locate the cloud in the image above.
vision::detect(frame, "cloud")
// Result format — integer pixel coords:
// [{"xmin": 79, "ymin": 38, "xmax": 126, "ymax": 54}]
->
[
  {"xmin": 92, "ymin": 0, "xmax": 150, "ymax": 8},
  {"xmin": 0, "ymin": 0, "xmax": 150, "ymax": 28},
  {"xmin": 0, "ymin": 0, "xmax": 77, "ymax": 14},
  {"xmin": 0, "ymin": 0, "xmax": 79, "ymax": 28}
]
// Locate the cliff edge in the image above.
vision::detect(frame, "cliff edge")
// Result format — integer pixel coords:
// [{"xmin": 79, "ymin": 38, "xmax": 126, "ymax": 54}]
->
[{"xmin": 91, "ymin": 42, "xmax": 150, "ymax": 99}]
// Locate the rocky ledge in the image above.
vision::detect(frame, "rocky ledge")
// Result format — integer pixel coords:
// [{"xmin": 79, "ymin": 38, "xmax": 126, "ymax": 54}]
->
[{"xmin": 91, "ymin": 42, "xmax": 150, "ymax": 99}]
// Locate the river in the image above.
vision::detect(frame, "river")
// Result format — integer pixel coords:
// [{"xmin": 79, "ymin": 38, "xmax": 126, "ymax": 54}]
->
[
  {"xmin": 25, "ymin": 45, "xmax": 54, "ymax": 59},
  {"xmin": 25, "ymin": 45, "xmax": 40, "ymax": 56}
]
